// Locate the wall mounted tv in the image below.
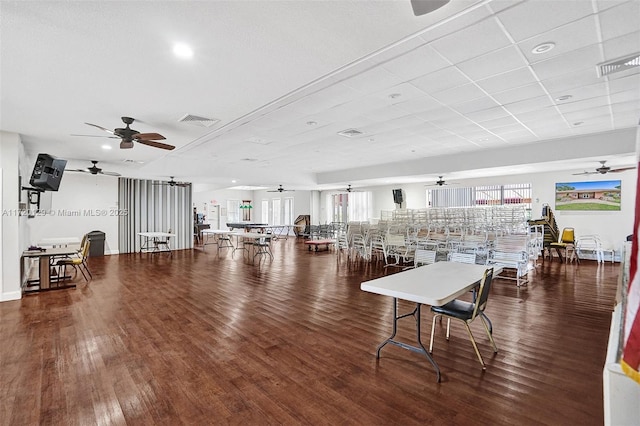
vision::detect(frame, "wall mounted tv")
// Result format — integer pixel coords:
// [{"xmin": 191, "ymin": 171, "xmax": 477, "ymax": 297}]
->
[
  {"xmin": 392, "ymin": 188, "xmax": 403, "ymax": 204},
  {"xmin": 29, "ymin": 153, "xmax": 67, "ymax": 191},
  {"xmin": 555, "ymin": 180, "xmax": 621, "ymax": 211}
]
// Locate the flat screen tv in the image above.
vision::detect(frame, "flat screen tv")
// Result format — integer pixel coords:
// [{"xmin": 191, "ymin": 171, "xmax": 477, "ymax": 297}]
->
[
  {"xmin": 555, "ymin": 180, "xmax": 621, "ymax": 211},
  {"xmin": 29, "ymin": 153, "xmax": 67, "ymax": 191}
]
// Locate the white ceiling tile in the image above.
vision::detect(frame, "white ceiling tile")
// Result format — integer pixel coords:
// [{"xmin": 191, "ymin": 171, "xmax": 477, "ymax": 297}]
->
[
  {"xmin": 517, "ymin": 106, "xmax": 565, "ymax": 123},
  {"xmin": 557, "ymin": 96, "xmax": 611, "ymax": 114},
  {"xmin": 563, "ymin": 106, "xmax": 612, "ymax": 122},
  {"xmin": 503, "ymin": 95, "xmax": 554, "ymax": 114},
  {"xmin": 475, "ymin": 66, "xmax": 538, "ymax": 94},
  {"xmin": 531, "ymin": 45, "xmax": 603, "ymax": 81},
  {"xmin": 540, "ymin": 67, "xmax": 602, "ymax": 94},
  {"xmin": 450, "ymin": 96, "xmax": 501, "ymax": 114},
  {"xmin": 414, "ymin": 106, "xmax": 461, "ymax": 122},
  {"xmin": 457, "ymin": 45, "xmax": 526, "ymax": 81},
  {"xmin": 430, "ymin": 83, "xmax": 487, "ymax": 105},
  {"xmin": 478, "ymin": 115, "xmax": 520, "ymax": 130},
  {"xmin": 491, "ymin": 83, "xmax": 548, "ymax": 105},
  {"xmin": 371, "ymin": 82, "xmax": 431, "ymax": 102},
  {"xmin": 611, "ymin": 100, "xmax": 640, "ymax": 114},
  {"xmin": 393, "ymin": 96, "xmax": 444, "ymax": 114},
  {"xmin": 362, "ymin": 104, "xmax": 410, "ymax": 122},
  {"xmin": 596, "ymin": 0, "xmax": 630, "ymax": 12},
  {"xmin": 430, "ymin": 17, "xmax": 512, "ymax": 64},
  {"xmin": 601, "ymin": 31, "xmax": 640, "ymax": 62},
  {"xmin": 465, "ymin": 106, "xmax": 511, "ymax": 122},
  {"xmin": 341, "ymin": 66, "xmax": 404, "ymax": 94},
  {"xmin": 381, "ymin": 44, "xmax": 450, "ymax": 81},
  {"xmin": 411, "ymin": 66, "xmax": 473, "ymax": 93},
  {"xmin": 599, "ymin": 1, "xmax": 640, "ymax": 41},
  {"xmin": 613, "ymin": 111, "xmax": 640, "ymax": 127},
  {"xmin": 518, "ymin": 15, "xmax": 600, "ymax": 64},
  {"xmin": 496, "ymin": 0, "xmax": 593, "ymax": 42}
]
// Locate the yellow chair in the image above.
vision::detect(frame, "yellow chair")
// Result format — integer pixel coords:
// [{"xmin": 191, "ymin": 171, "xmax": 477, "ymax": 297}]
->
[
  {"xmin": 56, "ymin": 239, "xmax": 92, "ymax": 282},
  {"xmin": 550, "ymin": 227, "xmax": 579, "ymax": 263}
]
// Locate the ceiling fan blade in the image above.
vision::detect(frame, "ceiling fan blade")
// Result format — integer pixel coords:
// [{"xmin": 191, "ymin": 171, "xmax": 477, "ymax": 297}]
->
[
  {"xmin": 71, "ymin": 133, "xmax": 120, "ymax": 139},
  {"xmin": 136, "ymin": 139, "xmax": 175, "ymax": 150},
  {"xmin": 571, "ymin": 171, "xmax": 596, "ymax": 175},
  {"xmin": 134, "ymin": 132, "xmax": 166, "ymax": 141},
  {"xmin": 68, "ymin": 168, "xmax": 90, "ymax": 173},
  {"xmin": 610, "ymin": 166, "xmax": 636, "ymax": 173},
  {"xmin": 101, "ymin": 171, "xmax": 122, "ymax": 177},
  {"xmin": 85, "ymin": 122, "xmax": 115, "ymax": 135}
]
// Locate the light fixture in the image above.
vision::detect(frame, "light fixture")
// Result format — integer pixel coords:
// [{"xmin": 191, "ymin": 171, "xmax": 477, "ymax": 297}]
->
[
  {"xmin": 101, "ymin": 145, "xmax": 112, "ymax": 150},
  {"xmin": 231, "ymin": 180, "xmax": 237, "ymax": 183},
  {"xmin": 173, "ymin": 43, "xmax": 193, "ymax": 59},
  {"xmin": 388, "ymin": 93, "xmax": 402, "ymax": 99},
  {"xmin": 531, "ymin": 42, "xmax": 555, "ymax": 55},
  {"xmin": 573, "ymin": 121, "xmax": 584, "ymax": 126},
  {"xmin": 556, "ymin": 95, "xmax": 572, "ymax": 102},
  {"xmin": 306, "ymin": 121, "xmax": 318, "ymax": 126}
]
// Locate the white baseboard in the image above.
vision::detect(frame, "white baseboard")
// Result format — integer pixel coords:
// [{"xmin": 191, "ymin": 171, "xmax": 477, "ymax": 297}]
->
[{"xmin": 1, "ymin": 291, "xmax": 22, "ymax": 302}]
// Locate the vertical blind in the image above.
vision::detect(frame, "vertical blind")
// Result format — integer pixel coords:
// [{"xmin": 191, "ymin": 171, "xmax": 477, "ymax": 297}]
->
[{"xmin": 118, "ymin": 178, "xmax": 193, "ymax": 253}]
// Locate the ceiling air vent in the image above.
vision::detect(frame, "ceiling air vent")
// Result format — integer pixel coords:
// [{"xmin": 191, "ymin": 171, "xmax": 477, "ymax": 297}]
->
[
  {"xmin": 178, "ymin": 114, "xmax": 220, "ymax": 127},
  {"xmin": 597, "ymin": 53, "xmax": 640, "ymax": 77},
  {"xmin": 337, "ymin": 128, "xmax": 364, "ymax": 138}
]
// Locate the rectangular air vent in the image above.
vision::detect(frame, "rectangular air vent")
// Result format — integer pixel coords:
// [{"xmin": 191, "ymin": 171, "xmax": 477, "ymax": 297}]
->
[
  {"xmin": 337, "ymin": 128, "xmax": 364, "ymax": 138},
  {"xmin": 597, "ymin": 53, "xmax": 640, "ymax": 77},
  {"xmin": 178, "ymin": 114, "xmax": 220, "ymax": 127}
]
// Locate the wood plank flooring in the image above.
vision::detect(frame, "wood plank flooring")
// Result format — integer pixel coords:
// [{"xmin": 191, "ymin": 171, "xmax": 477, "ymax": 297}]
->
[{"xmin": 1, "ymin": 238, "xmax": 619, "ymax": 425}]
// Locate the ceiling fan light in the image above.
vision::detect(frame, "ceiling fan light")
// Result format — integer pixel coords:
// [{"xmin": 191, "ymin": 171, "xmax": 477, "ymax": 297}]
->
[{"xmin": 120, "ymin": 140, "xmax": 134, "ymax": 149}]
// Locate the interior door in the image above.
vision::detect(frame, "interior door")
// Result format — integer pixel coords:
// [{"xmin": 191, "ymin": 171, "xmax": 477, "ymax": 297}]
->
[{"xmin": 207, "ymin": 204, "xmax": 220, "ymax": 230}]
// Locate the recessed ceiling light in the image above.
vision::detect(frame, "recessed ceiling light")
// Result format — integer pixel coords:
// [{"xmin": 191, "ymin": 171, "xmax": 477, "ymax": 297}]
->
[
  {"xmin": 231, "ymin": 180, "xmax": 237, "ymax": 183},
  {"xmin": 306, "ymin": 121, "xmax": 318, "ymax": 126},
  {"xmin": 173, "ymin": 43, "xmax": 193, "ymax": 59},
  {"xmin": 101, "ymin": 145, "xmax": 112, "ymax": 150},
  {"xmin": 573, "ymin": 121, "xmax": 584, "ymax": 126},
  {"xmin": 388, "ymin": 93, "xmax": 402, "ymax": 99},
  {"xmin": 556, "ymin": 95, "xmax": 572, "ymax": 101},
  {"xmin": 531, "ymin": 42, "xmax": 555, "ymax": 54}
]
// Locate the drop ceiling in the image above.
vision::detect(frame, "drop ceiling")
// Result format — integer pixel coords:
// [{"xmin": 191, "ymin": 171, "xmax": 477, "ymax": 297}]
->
[{"xmin": 1, "ymin": 0, "xmax": 639, "ymax": 190}]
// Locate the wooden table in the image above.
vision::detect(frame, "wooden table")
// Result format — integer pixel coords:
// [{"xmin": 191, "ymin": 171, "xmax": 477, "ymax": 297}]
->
[
  {"xmin": 22, "ymin": 246, "xmax": 81, "ymax": 292},
  {"xmin": 361, "ymin": 261, "xmax": 495, "ymax": 382}
]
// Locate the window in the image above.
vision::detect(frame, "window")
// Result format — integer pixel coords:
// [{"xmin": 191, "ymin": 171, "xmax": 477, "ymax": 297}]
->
[
  {"xmin": 283, "ymin": 197, "xmax": 294, "ymax": 225},
  {"xmin": 261, "ymin": 200, "xmax": 269, "ymax": 223},
  {"xmin": 427, "ymin": 183, "xmax": 532, "ymax": 209},
  {"xmin": 226, "ymin": 200, "xmax": 241, "ymax": 223},
  {"xmin": 328, "ymin": 191, "xmax": 372, "ymax": 223},
  {"xmin": 272, "ymin": 198, "xmax": 281, "ymax": 225}
]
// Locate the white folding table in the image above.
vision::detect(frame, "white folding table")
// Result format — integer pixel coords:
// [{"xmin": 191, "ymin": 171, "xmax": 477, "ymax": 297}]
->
[
  {"xmin": 138, "ymin": 232, "xmax": 176, "ymax": 254},
  {"xmin": 361, "ymin": 261, "xmax": 495, "ymax": 382}
]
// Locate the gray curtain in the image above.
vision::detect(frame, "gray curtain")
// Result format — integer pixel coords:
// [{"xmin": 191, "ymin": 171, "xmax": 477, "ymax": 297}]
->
[{"xmin": 118, "ymin": 178, "xmax": 193, "ymax": 253}]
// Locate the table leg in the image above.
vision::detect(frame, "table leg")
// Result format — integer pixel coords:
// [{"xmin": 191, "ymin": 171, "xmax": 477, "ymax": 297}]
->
[{"xmin": 375, "ymin": 298, "xmax": 441, "ymax": 382}]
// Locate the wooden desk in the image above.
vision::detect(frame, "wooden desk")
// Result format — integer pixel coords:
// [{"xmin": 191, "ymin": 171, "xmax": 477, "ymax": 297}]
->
[
  {"xmin": 22, "ymin": 247, "xmax": 81, "ymax": 292},
  {"xmin": 361, "ymin": 262, "xmax": 494, "ymax": 382}
]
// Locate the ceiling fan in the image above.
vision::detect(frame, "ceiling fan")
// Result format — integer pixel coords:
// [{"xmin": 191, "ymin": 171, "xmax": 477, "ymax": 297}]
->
[
  {"xmin": 154, "ymin": 176, "xmax": 190, "ymax": 187},
  {"xmin": 267, "ymin": 185, "xmax": 294, "ymax": 193},
  {"xmin": 425, "ymin": 176, "xmax": 456, "ymax": 187},
  {"xmin": 68, "ymin": 160, "xmax": 121, "ymax": 176},
  {"xmin": 81, "ymin": 117, "xmax": 175, "ymax": 150},
  {"xmin": 572, "ymin": 160, "xmax": 636, "ymax": 176},
  {"xmin": 344, "ymin": 184, "xmax": 362, "ymax": 193}
]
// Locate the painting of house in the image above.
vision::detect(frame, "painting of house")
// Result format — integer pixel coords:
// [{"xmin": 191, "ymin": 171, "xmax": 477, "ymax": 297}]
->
[{"xmin": 555, "ymin": 180, "xmax": 621, "ymax": 211}]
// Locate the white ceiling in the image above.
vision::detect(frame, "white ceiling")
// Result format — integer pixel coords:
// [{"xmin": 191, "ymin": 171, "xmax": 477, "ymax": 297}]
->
[{"xmin": 1, "ymin": 0, "xmax": 639, "ymax": 190}]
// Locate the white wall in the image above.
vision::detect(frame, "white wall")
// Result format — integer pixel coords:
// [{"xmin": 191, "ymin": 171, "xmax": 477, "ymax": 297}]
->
[
  {"xmin": 320, "ymin": 168, "xmax": 637, "ymax": 254},
  {"xmin": 0, "ymin": 131, "xmax": 24, "ymax": 301},
  {"xmin": 26, "ymin": 170, "xmax": 120, "ymax": 254}
]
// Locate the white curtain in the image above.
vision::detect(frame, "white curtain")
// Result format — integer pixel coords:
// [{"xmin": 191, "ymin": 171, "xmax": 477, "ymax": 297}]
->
[{"xmin": 118, "ymin": 178, "xmax": 193, "ymax": 253}]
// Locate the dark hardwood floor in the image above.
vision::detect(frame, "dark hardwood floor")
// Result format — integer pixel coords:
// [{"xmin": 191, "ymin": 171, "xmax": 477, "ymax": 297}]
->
[{"xmin": 1, "ymin": 238, "xmax": 618, "ymax": 425}]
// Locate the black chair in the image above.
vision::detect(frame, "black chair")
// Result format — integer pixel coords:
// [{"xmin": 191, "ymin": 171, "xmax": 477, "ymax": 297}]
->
[{"xmin": 429, "ymin": 268, "xmax": 497, "ymax": 369}]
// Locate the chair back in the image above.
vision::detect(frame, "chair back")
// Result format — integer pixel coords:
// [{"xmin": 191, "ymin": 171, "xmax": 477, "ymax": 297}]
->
[
  {"xmin": 81, "ymin": 239, "xmax": 91, "ymax": 259},
  {"xmin": 560, "ymin": 227, "xmax": 575, "ymax": 244},
  {"xmin": 414, "ymin": 248, "xmax": 436, "ymax": 266},
  {"xmin": 449, "ymin": 252, "xmax": 476, "ymax": 264},
  {"xmin": 471, "ymin": 268, "xmax": 494, "ymax": 319}
]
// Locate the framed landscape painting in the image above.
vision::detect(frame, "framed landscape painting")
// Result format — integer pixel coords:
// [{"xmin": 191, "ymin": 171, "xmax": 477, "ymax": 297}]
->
[{"xmin": 555, "ymin": 180, "xmax": 621, "ymax": 211}]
